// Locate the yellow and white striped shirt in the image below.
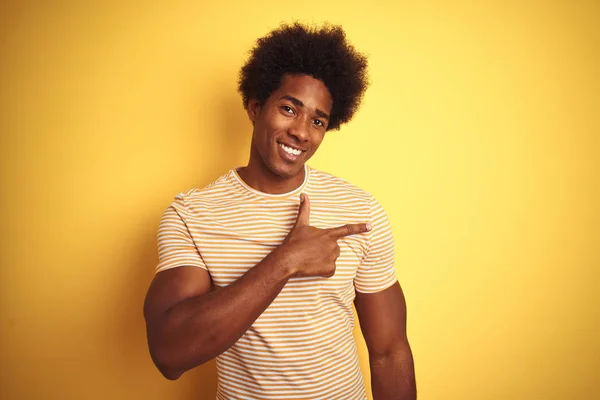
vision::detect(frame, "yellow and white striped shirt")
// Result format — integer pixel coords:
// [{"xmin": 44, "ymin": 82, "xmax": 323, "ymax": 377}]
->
[{"xmin": 156, "ymin": 165, "xmax": 397, "ymax": 400}]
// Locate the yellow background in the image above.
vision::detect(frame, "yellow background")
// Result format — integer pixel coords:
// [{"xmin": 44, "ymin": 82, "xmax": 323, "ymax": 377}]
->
[{"xmin": 1, "ymin": 1, "xmax": 598, "ymax": 399}]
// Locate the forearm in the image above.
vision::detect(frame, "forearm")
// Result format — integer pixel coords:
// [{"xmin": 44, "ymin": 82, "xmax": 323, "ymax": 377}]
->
[
  {"xmin": 150, "ymin": 249, "xmax": 292, "ymax": 378},
  {"xmin": 370, "ymin": 341, "xmax": 416, "ymax": 400}
]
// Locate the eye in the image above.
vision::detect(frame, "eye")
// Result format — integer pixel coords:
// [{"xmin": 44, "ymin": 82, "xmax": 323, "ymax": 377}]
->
[
  {"xmin": 313, "ymin": 119, "xmax": 325, "ymax": 128},
  {"xmin": 281, "ymin": 105, "xmax": 295, "ymax": 114}
]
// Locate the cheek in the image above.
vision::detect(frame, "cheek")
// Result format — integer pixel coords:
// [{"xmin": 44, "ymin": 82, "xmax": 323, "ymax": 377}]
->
[
  {"xmin": 311, "ymin": 132, "xmax": 326, "ymax": 148},
  {"xmin": 253, "ymin": 121, "xmax": 272, "ymax": 144},
  {"xmin": 256, "ymin": 114, "xmax": 287, "ymax": 138},
  {"xmin": 270, "ymin": 113, "xmax": 291, "ymax": 131}
]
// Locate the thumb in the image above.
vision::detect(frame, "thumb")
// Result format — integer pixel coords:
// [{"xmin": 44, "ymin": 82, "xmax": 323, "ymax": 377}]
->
[{"xmin": 294, "ymin": 193, "xmax": 311, "ymax": 227}]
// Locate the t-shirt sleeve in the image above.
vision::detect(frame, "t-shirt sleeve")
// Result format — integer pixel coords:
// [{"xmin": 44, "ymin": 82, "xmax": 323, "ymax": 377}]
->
[
  {"xmin": 354, "ymin": 195, "xmax": 398, "ymax": 293},
  {"xmin": 155, "ymin": 193, "xmax": 207, "ymax": 274}
]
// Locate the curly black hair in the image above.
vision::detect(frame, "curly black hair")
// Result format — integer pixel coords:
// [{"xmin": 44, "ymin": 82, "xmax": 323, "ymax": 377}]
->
[{"xmin": 238, "ymin": 23, "xmax": 369, "ymax": 131}]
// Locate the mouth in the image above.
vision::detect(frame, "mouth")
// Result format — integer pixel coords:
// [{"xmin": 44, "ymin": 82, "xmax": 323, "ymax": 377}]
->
[{"xmin": 277, "ymin": 142, "xmax": 306, "ymax": 157}]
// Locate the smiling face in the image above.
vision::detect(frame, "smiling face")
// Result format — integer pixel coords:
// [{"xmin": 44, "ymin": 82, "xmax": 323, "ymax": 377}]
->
[{"xmin": 244, "ymin": 74, "xmax": 333, "ymax": 193}]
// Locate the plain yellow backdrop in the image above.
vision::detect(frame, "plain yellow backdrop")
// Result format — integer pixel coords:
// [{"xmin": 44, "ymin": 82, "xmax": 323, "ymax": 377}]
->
[{"xmin": 1, "ymin": 1, "xmax": 598, "ymax": 399}]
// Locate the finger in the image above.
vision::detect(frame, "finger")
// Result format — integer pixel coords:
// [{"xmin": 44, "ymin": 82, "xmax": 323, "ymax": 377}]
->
[
  {"xmin": 326, "ymin": 223, "xmax": 371, "ymax": 238},
  {"xmin": 323, "ymin": 269, "xmax": 336, "ymax": 278},
  {"xmin": 294, "ymin": 193, "xmax": 311, "ymax": 227}
]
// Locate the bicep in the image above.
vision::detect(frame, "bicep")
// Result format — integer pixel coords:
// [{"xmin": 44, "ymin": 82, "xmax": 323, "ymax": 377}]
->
[
  {"xmin": 144, "ymin": 266, "xmax": 212, "ymax": 327},
  {"xmin": 354, "ymin": 281, "xmax": 408, "ymax": 357},
  {"xmin": 148, "ymin": 199, "xmax": 212, "ymax": 324}
]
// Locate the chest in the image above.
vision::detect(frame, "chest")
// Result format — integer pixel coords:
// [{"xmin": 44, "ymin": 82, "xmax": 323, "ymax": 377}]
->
[{"xmin": 187, "ymin": 199, "xmax": 369, "ymax": 288}]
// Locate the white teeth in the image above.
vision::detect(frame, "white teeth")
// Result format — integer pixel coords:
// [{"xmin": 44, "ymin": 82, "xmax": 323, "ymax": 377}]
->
[{"xmin": 279, "ymin": 143, "xmax": 302, "ymax": 156}]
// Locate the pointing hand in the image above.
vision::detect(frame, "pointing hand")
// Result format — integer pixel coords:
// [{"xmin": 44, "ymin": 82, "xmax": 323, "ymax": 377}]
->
[{"xmin": 280, "ymin": 194, "xmax": 371, "ymax": 278}]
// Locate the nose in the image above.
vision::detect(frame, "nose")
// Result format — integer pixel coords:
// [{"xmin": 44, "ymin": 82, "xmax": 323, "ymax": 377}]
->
[{"xmin": 287, "ymin": 117, "xmax": 310, "ymax": 143}]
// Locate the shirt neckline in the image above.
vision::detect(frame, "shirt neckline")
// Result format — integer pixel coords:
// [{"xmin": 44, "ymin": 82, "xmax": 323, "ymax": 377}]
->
[{"xmin": 231, "ymin": 164, "xmax": 310, "ymax": 198}]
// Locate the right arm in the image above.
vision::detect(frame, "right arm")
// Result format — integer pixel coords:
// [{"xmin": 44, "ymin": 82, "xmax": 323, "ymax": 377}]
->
[
  {"xmin": 143, "ymin": 194, "xmax": 370, "ymax": 380},
  {"xmin": 144, "ymin": 247, "xmax": 293, "ymax": 380}
]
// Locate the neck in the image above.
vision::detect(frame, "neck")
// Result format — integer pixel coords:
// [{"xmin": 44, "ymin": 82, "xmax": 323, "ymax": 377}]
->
[{"xmin": 238, "ymin": 157, "xmax": 305, "ymax": 195}]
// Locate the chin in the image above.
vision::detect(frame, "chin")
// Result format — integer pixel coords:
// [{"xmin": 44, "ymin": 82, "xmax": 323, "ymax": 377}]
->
[{"xmin": 269, "ymin": 162, "xmax": 304, "ymax": 180}]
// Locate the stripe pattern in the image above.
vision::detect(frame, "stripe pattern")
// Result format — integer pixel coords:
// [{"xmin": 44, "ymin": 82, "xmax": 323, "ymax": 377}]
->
[{"xmin": 156, "ymin": 165, "xmax": 397, "ymax": 399}]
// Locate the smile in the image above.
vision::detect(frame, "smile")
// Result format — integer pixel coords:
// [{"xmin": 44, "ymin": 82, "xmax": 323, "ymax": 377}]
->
[{"xmin": 278, "ymin": 143, "xmax": 303, "ymax": 156}]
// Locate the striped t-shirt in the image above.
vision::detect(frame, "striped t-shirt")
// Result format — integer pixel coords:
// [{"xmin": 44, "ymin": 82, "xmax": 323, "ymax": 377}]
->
[{"xmin": 156, "ymin": 165, "xmax": 397, "ymax": 400}]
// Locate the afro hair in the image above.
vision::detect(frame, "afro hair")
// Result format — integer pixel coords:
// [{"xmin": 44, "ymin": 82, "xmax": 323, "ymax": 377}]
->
[{"xmin": 238, "ymin": 23, "xmax": 369, "ymax": 131}]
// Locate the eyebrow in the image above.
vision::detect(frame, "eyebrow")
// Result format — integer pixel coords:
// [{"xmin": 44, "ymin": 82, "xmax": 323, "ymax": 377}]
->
[{"xmin": 279, "ymin": 95, "xmax": 330, "ymax": 120}]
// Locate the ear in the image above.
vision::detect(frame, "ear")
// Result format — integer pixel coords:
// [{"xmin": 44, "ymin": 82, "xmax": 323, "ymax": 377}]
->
[{"xmin": 247, "ymin": 98, "xmax": 262, "ymax": 124}]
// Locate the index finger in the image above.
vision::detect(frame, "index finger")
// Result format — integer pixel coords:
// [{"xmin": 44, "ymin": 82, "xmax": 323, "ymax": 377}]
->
[{"xmin": 326, "ymin": 223, "xmax": 372, "ymax": 238}]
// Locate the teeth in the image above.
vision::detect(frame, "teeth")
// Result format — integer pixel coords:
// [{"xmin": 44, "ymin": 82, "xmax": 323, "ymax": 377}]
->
[{"xmin": 279, "ymin": 143, "xmax": 302, "ymax": 156}]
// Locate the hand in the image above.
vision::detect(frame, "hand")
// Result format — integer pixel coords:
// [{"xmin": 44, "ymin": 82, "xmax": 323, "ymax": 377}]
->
[{"xmin": 279, "ymin": 194, "xmax": 371, "ymax": 278}]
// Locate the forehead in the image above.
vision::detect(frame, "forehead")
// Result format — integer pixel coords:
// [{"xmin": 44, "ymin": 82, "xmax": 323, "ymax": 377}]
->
[{"xmin": 271, "ymin": 74, "xmax": 333, "ymax": 113}]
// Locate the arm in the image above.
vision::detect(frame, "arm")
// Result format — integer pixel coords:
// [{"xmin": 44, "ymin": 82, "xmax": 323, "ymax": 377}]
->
[
  {"xmin": 144, "ymin": 194, "xmax": 369, "ymax": 380},
  {"xmin": 144, "ymin": 249, "xmax": 292, "ymax": 380},
  {"xmin": 355, "ymin": 282, "xmax": 416, "ymax": 400}
]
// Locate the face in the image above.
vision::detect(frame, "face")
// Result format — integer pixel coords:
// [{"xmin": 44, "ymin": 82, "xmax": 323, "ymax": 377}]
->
[{"xmin": 247, "ymin": 74, "xmax": 333, "ymax": 182}]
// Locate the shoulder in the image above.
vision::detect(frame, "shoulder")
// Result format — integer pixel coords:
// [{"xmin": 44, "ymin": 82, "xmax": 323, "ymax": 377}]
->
[
  {"xmin": 168, "ymin": 170, "xmax": 239, "ymax": 214},
  {"xmin": 306, "ymin": 167, "xmax": 391, "ymax": 224},
  {"xmin": 307, "ymin": 166, "xmax": 372, "ymax": 201}
]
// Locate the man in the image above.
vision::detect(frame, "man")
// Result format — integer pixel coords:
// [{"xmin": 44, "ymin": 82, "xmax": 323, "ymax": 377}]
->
[{"xmin": 144, "ymin": 23, "xmax": 416, "ymax": 400}]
